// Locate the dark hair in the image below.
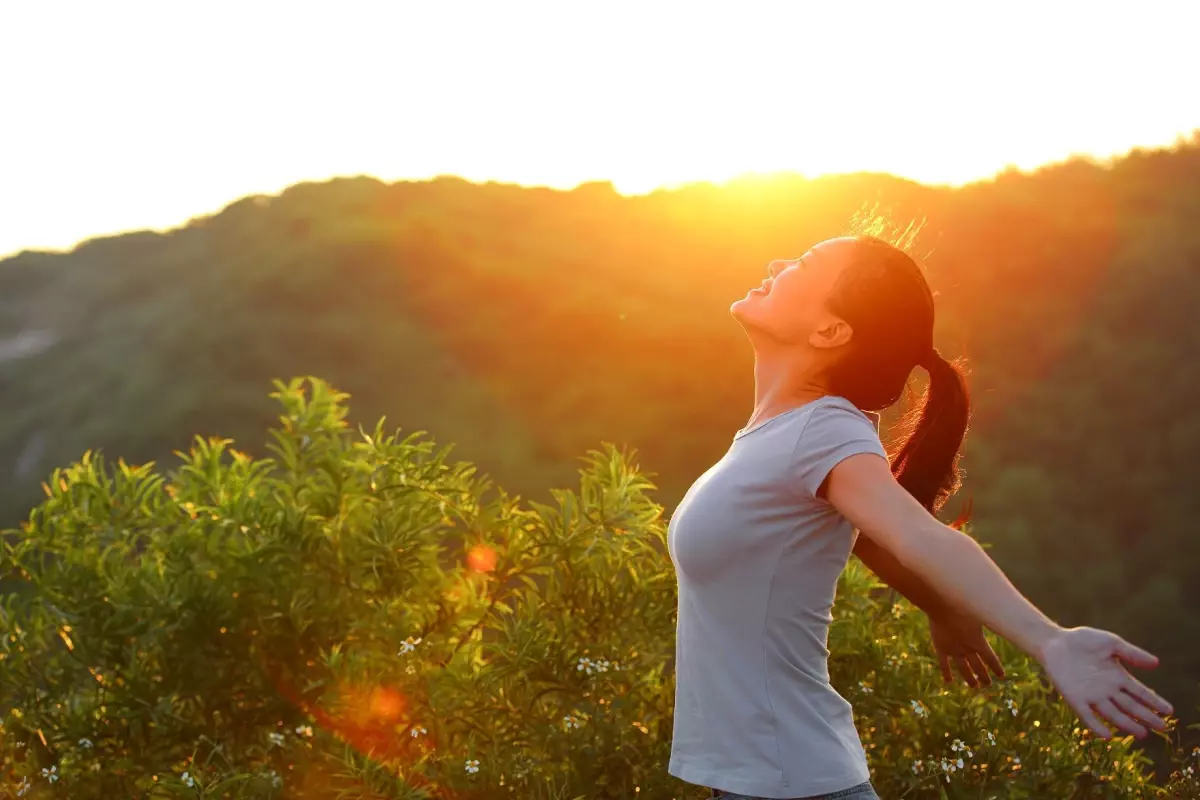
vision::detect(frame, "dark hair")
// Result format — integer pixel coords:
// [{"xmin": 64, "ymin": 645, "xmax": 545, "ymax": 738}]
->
[{"xmin": 824, "ymin": 236, "xmax": 970, "ymax": 513}]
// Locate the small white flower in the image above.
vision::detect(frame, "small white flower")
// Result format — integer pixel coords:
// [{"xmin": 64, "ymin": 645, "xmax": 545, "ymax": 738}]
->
[
  {"xmin": 1005, "ymin": 698, "xmax": 1018, "ymax": 716},
  {"xmin": 405, "ymin": 663, "xmax": 416, "ymax": 675},
  {"xmin": 267, "ymin": 770, "xmax": 282, "ymax": 788},
  {"xmin": 182, "ymin": 771, "xmax": 196, "ymax": 788},
  {"xmin": 78, "ymin": 737, "xmax": 93, "ymax": 749},
  {"xmin": 410, "ymin": 725, "xmax": 428, "ymax": 738},
  {"xmin": 465, "ymin": 759, "xmax": 481, "ymax": 774},
  {"xmin": 858, "ymin": 681, "xmax": 873, "ymax": 694},
  {"xmin": 41, "ymin": 765, "xmax": 58, "ymax": 783},
  {"xmin": 1013, "ymin": 757, "xmax": 1021, "ymax": 765},
  {"xmin": 956, "ymin": 757, "xmax": 964, "ymax": 769},
  {"xmin": 17, "ymin": 776, "xmax": 31, "ymax": 797},
  {"xmin": 984, "ymin": 730, "xmax": 997, "ymax": 746},
  {"xmin": 268, "ymin": 731, "xmax": 286, "ymax": 746},
  {"xmin": 294, "ymin": 725, "xmax": 313, "ymax": 738},
  {"xmin": 398, "ymin": 636, "xmax": 423, "ymax": 656},
  {"xmin": 911, "ymin": 759, "xmax": 923, "ymax": 774},
  {"xmin": 910, "ymin": 699, "xmax": 927, "ymax": 717},
  {"xmin": 576, "ymin": 656, "xmax": 614, "ymax": 676},
  {"xmin": 563, "ymin": 714, "xmax": 583, "ymax": 729}
]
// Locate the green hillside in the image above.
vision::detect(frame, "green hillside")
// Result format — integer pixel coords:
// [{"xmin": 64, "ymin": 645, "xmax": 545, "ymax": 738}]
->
[{"xmin": 2, "ymin": 137, "xmax": 1199, "ymax": 714}]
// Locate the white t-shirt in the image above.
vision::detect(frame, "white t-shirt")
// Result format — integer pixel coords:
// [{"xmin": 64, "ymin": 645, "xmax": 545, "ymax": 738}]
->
[{"xmin": 667, "ymin": 396, "xmax": 888, "ymax": 798}]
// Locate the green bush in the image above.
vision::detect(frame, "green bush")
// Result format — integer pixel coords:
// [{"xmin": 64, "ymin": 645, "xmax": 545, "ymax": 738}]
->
[{"xmin": 2, "ymin": 378, "xmax": 1197, "ymax": 799}]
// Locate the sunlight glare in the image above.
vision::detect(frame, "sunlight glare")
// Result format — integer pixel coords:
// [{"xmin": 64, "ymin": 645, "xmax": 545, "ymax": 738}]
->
[{"xmin": 0, "ymin": 0, "xmax": 1197, "ymax": 255}]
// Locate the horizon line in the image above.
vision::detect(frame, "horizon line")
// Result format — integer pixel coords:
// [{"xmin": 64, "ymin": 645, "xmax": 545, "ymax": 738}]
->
[{"xmin": 5, "ymin": 131, "xmax": 1198, "ymax": 262}]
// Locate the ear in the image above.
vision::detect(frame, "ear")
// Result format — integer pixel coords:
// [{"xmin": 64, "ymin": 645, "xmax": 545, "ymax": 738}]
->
[{"xmin": 809, "ymin": 317, "xmax": 853, "ymax": 350}]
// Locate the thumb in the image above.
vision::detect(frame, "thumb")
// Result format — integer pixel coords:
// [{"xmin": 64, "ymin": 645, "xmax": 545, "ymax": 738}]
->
[{"xmin": 1112, "ymin": 635, "xmax": 1159, "ymax": 669}]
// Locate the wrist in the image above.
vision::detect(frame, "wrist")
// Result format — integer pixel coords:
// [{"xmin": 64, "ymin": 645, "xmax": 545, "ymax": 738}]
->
[
  {"xmin": 1027, "ymin": 619, "xmax": 1067, "ymax": 664},
  {"xmin": 923, "ymin": 600, "xmax": 956, "ymax": 622}
]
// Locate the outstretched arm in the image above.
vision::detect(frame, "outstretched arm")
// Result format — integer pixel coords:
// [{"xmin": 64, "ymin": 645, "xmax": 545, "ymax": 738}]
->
[
  {"xmin": 827, "ymin": 452, "xmax": 1173, "ymax": 739},
  {"xmin": 852, "ymin": 533, "xmax": 1005, "ymax": 687}
]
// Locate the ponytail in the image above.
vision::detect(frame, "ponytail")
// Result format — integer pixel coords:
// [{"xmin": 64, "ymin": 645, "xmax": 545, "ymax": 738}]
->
[
  {"xmin": 821, "ymin": 235, "xmax": 970, "ymax": 512},
  {"xmin": 889, "ymin": 350, "xmax": 971, "ymax": 513}
]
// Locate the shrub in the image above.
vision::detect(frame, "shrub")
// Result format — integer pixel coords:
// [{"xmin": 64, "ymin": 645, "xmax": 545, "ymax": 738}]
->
[{"xmin": 1, "ymin": 378, "xmax": 1196, "ymax": 798}]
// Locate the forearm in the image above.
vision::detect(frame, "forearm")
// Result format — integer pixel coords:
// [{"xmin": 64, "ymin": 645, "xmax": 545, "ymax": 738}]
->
[
  {"xmin": 889, "ymin": 521, "xmax": 1062, "ymax": 660},
  {"xmin": 852, "ymin": 534, "xmax": 954, "ymax": 618}
]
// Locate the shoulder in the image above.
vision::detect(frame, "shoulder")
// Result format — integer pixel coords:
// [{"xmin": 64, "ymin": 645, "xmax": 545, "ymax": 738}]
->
[
  {"xmin": 789, "ymin": 397, "xmax": 888, "ymax": 495},
  {"xmin": 800, "ymin": 396, "xmax": 880, "ymax": 438}
]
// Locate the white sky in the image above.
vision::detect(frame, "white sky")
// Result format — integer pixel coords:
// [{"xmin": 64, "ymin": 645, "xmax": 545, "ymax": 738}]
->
[{"xmin": 1, "ymin": 0, "xmax": 1197, "ymax": 257}]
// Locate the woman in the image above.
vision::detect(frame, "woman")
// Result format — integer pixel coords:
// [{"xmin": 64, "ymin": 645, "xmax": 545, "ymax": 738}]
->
[{"xmin": 665, "ymin": 236, "xmax": 1173, "ymax": 800}]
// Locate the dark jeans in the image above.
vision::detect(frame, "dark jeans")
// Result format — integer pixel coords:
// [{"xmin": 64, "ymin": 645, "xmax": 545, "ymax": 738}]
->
[{"xmin": 709, "ymin": 780, "xmax": 879, "ymax": 800}]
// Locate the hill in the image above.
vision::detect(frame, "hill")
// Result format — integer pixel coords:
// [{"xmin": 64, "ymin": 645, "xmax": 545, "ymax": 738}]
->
[{"xmin": 2, "ymin": 137, "xmax": 1199, "ymax": 711}]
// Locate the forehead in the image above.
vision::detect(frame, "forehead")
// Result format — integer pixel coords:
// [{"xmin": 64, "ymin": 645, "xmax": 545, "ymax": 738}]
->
[
  {"xmin": 799, "ymin": 238, "xmax": 857, "ymax": 282},
  {"xmin": 806, "ymin": 237, "xmax": 857, "ymax": 263}
]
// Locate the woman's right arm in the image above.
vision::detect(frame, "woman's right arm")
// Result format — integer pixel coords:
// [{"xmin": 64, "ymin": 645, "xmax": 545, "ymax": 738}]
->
[{"xmin": 825, "ymin": 452, "xmax": 1174, "ymax": 739}]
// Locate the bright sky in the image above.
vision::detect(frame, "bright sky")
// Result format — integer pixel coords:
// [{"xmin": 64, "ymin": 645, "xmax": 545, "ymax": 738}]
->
[{"xmin": 2, "ymin": 0, "xmax": 1197, "ymax": 258}]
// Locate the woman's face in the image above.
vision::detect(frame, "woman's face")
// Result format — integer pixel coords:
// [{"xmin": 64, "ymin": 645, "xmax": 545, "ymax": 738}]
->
[{"xmin": 730, "ymin": 237, "xmax": 853, "ymax": 347}]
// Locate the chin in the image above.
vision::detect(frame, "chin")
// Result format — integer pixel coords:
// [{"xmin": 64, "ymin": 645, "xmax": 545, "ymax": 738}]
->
[{"xmin": 730, "ymin": 294, "xmax": 758, "ymax": 321}]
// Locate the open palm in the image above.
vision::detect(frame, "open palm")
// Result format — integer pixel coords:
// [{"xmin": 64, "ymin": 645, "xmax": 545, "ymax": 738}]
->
[{"xmin": 1039, "ymin": 626, "xmax": 1173, "ymax": 738}]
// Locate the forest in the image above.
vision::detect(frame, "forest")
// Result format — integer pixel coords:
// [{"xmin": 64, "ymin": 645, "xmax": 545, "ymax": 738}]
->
[{"xmin": 2, "ymin": 135, "xmax": 1198, "ymax": 723}]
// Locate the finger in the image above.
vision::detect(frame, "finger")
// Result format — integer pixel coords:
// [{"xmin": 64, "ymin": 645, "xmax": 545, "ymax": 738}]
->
[
  {"xmin": 1097, "ymin": 698, "xmax": 1148, "ymax": 738},
  {"xmin": 962, "ymin": 653, "xmax": 987, "ymax": 686},
  {"xmin": 1121, "ymin": 676, "xmax": 1174, "ymax": 717},
  {"xmin": 939, "ymin": 653, "xmax": 953, "ymax": 684},
  {"xmin": 1113, "ymin": 637, "xmax": 1159, "ymax": 670},
  {"xmin": 979, "ymin": 641, "xmax": 1007, "ymax": 680},
  {"xmin": 1073, "ymin": 700, "xmax": 1112, "ymax": 740},
  {"xmin": 966, "ymin": 653, "xmax": 992, "ymax": 687},
  {"xmin": 1111, "ymin": 692, "xmax": 1169, "ymax": 733},
  {"xmin": 955, "ymin": 656, "xmax": 978, "ymax": 688}
]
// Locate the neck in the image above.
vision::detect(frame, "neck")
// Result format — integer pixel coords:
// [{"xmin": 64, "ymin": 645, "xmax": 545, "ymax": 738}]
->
[{"xmin": 748, "ymin": 338, "xmax": 827, "ymax": 427}]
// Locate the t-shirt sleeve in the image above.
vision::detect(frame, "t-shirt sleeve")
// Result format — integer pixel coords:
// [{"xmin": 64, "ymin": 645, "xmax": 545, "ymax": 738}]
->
[{"xmin": 791, "ymin": 400, "xmax": 889, "ymax": 498}]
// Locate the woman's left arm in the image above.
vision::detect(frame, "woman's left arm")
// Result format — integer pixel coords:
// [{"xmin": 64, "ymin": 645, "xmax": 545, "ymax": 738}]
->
[{"xmin": 852, "ymin": 534, "xmax": 1006, "ymax": 687}]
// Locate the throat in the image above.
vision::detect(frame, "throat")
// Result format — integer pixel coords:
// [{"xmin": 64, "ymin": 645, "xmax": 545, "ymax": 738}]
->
[{"xmin": 749, "ymin": 345, "xmax": 828, "ymax": 427}]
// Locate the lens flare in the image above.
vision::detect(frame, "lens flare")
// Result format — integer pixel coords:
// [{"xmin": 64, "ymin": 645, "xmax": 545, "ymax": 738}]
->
[{"xmin": 467, "ymin": 544, "xmax": 497, "ymax": 573}]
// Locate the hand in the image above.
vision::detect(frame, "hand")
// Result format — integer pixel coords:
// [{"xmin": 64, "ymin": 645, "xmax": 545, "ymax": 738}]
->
[
  {"xmin": 1038, "ymin": 627, "xmax": 1173, "ymax": 739},
  {"xmin": 929, "ymin": 610, "xmax": 1006, "ymax": 688}
]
